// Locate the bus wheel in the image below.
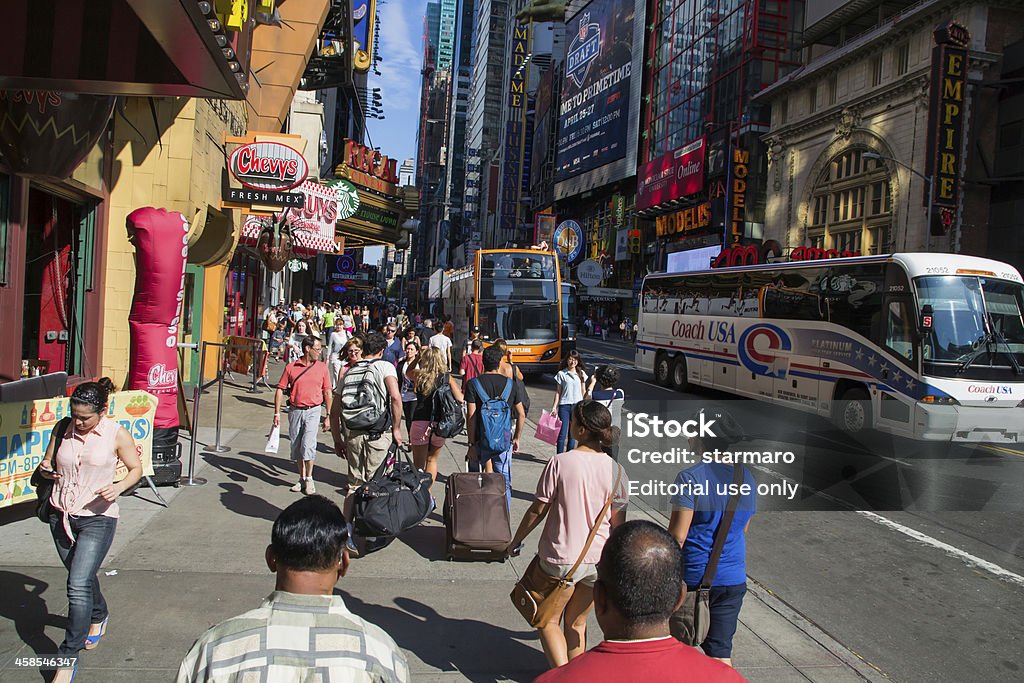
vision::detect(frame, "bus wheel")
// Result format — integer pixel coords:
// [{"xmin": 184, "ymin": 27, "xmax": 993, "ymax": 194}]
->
[
  {"xmin": 654, "ymin": 353, "xmax": 672, "ymax": 387},
  {"xmin": 835, "ymin": 387, "xmax": 871, "ymax": 434},
  {"xmin": 671, "ymin": 356, "xmax": 689, "ymax": 392}
]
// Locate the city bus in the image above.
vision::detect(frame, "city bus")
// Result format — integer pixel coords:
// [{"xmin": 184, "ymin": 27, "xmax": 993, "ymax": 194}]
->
[
  {"xmin": 447, "ymin": 248, "xmax": 571, "ymax": 373},
  {"xmin": 636, "ymin": 253, "xmax": 1024, "ymax": 442}
]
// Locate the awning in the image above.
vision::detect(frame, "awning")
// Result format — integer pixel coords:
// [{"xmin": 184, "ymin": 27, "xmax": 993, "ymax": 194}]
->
[{"xmin": 0, "ymin": 0, "xmax": 252, "ymax": 99}]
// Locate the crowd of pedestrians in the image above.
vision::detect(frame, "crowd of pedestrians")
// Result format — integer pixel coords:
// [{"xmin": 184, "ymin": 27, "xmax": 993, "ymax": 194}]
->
[{"xmin": 33, "ymin": 296, "xmax": 753, "ymax": 682}]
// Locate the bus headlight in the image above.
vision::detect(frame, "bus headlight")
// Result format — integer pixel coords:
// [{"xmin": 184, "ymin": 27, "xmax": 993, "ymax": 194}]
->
[
  {"xmin": 541, "ymin": 348, "xmax": 558, "ymax": 360},
  {"xmin": 920, "ymin": 395, "xmax": 960, "ymax": 406}
]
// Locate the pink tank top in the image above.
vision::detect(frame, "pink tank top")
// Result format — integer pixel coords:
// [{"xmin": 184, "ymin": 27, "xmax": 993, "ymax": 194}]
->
[{"xmin": 50, "ymin": 417, "xmax": 121, "ymax": 539}]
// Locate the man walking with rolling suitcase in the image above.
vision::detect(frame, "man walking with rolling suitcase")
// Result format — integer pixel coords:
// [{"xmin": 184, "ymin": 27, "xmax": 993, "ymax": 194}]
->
[{"xmin": 464, "ymin": 345, "xmax": 526, "ymax": 508}]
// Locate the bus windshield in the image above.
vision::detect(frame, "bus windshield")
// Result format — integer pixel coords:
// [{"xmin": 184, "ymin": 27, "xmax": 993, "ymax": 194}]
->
[
  {"xmin": 478, "ymin": 301, "xmax": 559, "ymax": 343},
  {"xmin": 916, "ymin": 276, "xmax": 1024, "ymax": 368},
  {"xmin": 478, "ymin": 253, "xmax": 557, "ymax": 301}
]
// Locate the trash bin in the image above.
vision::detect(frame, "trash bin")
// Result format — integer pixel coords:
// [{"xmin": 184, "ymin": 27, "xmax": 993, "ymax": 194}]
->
[{"xmin": 151, "ymin": 426, "xmax": 182, "ymax": 485}]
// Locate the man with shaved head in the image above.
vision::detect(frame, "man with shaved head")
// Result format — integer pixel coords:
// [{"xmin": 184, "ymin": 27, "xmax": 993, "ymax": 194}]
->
[{"xmin": 535, "ymin": 520, "xmax": 746, "ymax": 681}]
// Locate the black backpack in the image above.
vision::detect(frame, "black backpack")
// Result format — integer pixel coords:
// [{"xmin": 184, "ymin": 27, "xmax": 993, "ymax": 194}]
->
[{"xmin": 431, "ymin": 374, "xmax": 465, "ymax": 438}]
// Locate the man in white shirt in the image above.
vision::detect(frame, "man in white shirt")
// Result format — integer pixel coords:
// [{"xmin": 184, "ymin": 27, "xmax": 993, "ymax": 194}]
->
[{"xmin": 428, "ymin": 326, "xmax": 453, "ymax": 371}]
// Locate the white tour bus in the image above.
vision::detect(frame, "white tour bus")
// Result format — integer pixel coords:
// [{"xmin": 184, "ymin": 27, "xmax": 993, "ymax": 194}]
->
[{"xmin": 636, "ymin": 253, "xmax": 1024, "ymax": 442}]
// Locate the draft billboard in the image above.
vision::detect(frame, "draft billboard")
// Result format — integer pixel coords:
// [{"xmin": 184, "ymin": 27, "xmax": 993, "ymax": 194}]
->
[{"xmin": 555, "ymin": 0, "xmax": 635, "ymax": 181}]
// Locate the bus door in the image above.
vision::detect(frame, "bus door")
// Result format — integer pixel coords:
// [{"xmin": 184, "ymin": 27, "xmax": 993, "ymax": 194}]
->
[{"xmin": 876, "ymin": 294, "xmax": 917, "ymax": 432}]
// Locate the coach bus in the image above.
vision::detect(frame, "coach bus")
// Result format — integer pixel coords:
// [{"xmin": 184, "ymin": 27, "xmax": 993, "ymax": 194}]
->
[
  {"xmin": 636, "ymin": 253, "xmax": 1024, "ymax": 442},
  {"xmin": 447, "ymin": 248, "xmax": 571, "ymax": 373}
]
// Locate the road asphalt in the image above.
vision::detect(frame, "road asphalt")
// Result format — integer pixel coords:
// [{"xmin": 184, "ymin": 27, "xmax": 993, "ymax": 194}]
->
[{"xmin": 0, "ymin": 358, "xmax": 890, "ymax": 682}]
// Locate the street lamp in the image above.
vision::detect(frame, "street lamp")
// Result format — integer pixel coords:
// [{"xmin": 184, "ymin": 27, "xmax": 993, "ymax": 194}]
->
[{"xmin": 862, "ymin": 151, "xmax": 933, "ymax": 252}]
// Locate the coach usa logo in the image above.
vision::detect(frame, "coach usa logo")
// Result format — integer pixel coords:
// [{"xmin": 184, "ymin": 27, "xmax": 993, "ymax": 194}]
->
[
  {"xmin": 567, "ymin": 12, "xmax": 601, "ymax": 88},
  {"xmin": 738, "ymin": 324, "xmax": 793, "ymax": 379}
]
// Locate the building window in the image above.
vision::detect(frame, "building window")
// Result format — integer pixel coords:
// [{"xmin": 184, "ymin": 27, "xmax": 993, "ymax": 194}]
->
[
  {"xmin": 808, "ymin": 148, "xmax": 893, "ymax": 254},
  {"xmin": 896, "ymin": 42, "xmax": 910, "ymax": 76},
  {"xmin": 828, "ymin": 73, "xmax": 838, "ymax": 105},
  {"xmin": 808, "ymin": 85, "xmax": 817, "ymax": 114},
  {"xmin": 871, "ymin": 55, "xmax": 883, "ymax": 86}
]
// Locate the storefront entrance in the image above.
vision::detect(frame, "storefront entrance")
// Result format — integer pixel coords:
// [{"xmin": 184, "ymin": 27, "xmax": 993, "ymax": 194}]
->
[{"xmin": 22, "ymin": 188, "xmax": 93, "ymax": 377}]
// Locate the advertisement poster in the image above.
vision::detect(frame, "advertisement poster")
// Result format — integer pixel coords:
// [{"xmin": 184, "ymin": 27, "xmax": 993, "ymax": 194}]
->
[
  {"xmin": 555, "ymin": 0, "xmax": 635, "ymax": 181},
  {"xmin": 0, "ymin": 391, "xmax": 158, "ymax": 508},
  {"xmin": 637, "ymin": 136, "xmax": 706, "ymax": 211}
]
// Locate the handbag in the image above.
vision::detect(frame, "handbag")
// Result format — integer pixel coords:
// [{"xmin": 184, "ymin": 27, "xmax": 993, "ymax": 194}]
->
[
  {"xmin": 510, "ymin": 466, "xmax": 622, "ymax": 628},
  {"xmin": 352, "ymin": 442, "xmax": 433, "ymax": 538},
  {"xmin": 29, "ymin": 417, "xmax": 72, "ymax": 523},
  {"xmin": 534, "ymin": 410, "xmax": 561, "ymax": 446},
  {"xmin": 669, "ymin": 464, "xmax": 746, "ymax": 647}
]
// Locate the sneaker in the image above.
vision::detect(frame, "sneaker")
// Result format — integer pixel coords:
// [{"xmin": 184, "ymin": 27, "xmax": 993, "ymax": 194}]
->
[
  {"xmin": 305, "ymin": 479, "xmax": 316, "ymax": 495},
  {"xmin": 345, "ymin": 531, "xmax": 360, "ymax": 557},
  {"xmin": 290, "ymin": 479, "xmax": 305, "ymax": 493}
]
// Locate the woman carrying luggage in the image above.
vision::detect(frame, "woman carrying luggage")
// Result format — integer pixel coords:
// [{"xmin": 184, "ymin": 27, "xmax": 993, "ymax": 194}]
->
[{"xmin": 507, "ymin": 400, "xmax": 628, "ymax": 668}]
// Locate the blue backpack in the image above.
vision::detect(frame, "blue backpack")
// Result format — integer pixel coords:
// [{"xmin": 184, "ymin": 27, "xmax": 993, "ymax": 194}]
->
[{"xmin": 472, "ymin": 377, "xmax": 513, "ymax": 455}]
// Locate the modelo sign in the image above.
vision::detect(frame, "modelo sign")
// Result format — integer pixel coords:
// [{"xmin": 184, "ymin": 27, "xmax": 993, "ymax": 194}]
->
[{"xmin": 229, "ymin": 141, "xmax": 308, "ymax": 191}]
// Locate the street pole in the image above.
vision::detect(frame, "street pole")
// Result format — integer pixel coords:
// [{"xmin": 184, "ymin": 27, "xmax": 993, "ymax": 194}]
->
[{"xmin": 925, "ymin": 173, "xmax": 933, "ymax": 253}]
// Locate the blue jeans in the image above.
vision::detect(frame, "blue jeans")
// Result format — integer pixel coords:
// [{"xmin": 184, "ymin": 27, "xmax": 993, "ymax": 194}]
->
[
  {"xmin": 556, "ymin": 404, "xmax": 576, "ymax": 453},
  {"xmin": 49, "ymin": 513, "xmax": 117, "ymax": 656},
  {"xmin": 469, "ymin": 443, "xmax": 513, "ymax": 509},
  {"xmin": 695, "ymin": 583, "xmax": 746, "ymax": 658}
]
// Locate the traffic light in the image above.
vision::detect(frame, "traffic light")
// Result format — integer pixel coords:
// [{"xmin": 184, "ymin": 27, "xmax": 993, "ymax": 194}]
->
[{"xmin": 628, "ymin": 229, "xmax": 641, "ymax": 254}]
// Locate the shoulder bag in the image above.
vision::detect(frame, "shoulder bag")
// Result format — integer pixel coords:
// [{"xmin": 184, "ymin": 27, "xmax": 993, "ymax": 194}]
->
[
  {"xmin": 510, "ymin": 465, "xmax": 622, "ymax": 628},
  {"xmin": 670, "ymin": 464, "xmax": 746, "ymax": 647},
  {"xmin": 29, "ymin": 417, "xmax": 72, "ymax": 523}
]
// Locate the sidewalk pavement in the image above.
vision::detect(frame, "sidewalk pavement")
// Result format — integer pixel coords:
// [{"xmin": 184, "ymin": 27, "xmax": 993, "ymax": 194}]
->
[{"xmin": 0, "ymin": 366, "xmax": 889, "ymax": 682}]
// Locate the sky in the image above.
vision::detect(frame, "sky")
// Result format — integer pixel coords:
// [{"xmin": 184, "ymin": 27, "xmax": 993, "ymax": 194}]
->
[{"xmin": 364, "ymin": 0, "xmax": 429, "ymax": 167}]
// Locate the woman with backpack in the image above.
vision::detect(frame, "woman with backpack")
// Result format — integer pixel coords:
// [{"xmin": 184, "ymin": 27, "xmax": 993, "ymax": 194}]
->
[
  {"xmin": 507, "ymin": 400, "xmax": 628, "ymax": 668},
  {"xmin": 408, "ymin": 347, "xmax": 463, "ymax": 486},
  {"xmin": 551, "ymin": 350, "xmax": 588, "ymax": 453},
  {"xmin": 397, "ymin": 341, "xmax": 421, "ymax": 446}
]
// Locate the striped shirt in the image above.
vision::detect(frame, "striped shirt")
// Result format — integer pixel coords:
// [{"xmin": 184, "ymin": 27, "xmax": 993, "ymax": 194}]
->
[{"xmin": 177, "ymin": 591, "xmax": 409, "ymax": 683}]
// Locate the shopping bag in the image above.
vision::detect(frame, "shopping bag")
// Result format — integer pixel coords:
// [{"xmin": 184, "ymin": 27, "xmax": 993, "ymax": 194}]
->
[
  {"xmin": 534, "ymin": 410, "xmax": 561, "ymax": 446},
  {"xmin": 265, "ymin": 424, "xmax": 280, "ymax": 453}
]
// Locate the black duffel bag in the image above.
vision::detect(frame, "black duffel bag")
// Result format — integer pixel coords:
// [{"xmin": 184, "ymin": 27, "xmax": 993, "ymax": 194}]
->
[{"xmin": 353, "ymin": 442, "xmax": 433, "ymax": 538}]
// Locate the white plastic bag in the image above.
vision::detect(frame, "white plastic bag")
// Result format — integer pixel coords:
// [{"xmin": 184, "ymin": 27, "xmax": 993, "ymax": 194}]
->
[{"xmin": 265, "ymin": 424, "xmax": 280, "ymax": 454}]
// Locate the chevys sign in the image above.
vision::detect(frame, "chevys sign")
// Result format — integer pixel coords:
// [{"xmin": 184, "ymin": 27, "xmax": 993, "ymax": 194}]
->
[{"xmin": 229, "ymin": 141, "xmax": 308, "ymax": 191}]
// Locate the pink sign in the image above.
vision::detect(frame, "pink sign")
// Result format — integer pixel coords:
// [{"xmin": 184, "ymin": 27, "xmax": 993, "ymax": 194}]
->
[{"xmin": 637, "ymin": 136, "xmax": 706, "ymax": 211}]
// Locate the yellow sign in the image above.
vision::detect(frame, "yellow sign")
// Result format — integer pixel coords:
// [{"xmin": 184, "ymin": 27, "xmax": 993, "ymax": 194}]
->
[{"xmin": 0, "ymin": 391, "xmax": 158, "ymax": 509}]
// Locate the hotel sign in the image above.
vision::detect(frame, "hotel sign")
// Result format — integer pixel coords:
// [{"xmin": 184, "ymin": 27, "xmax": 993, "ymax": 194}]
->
[{"xmin": 925, "ymin": 21, "xmax": 969, "ymax": 236}]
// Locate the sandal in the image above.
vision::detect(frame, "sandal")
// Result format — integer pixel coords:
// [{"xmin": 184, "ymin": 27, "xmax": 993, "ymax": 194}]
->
[{"xmin": 83, "ymin": 616, "xmax": 108, "ymax": 650}]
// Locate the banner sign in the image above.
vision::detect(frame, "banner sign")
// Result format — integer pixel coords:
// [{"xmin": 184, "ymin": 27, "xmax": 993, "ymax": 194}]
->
[
  {"xmin": 556, "ymin": 0, "xmax": 634, "ymax": 181},
  {"xmin": 225, "ymin": 187, "xmax": 304, "ymax": 208},
  {"xmin": 729, "ymin": 148, "xmax": 749, "ymax": 244},
  {"xmin": 638, "ymin": 137, "xmax": 705, "ymax": 210},
  {"xmin": 615, "ymin": 228, "xmax": 629, "ymax": 260},
  {"xmin": 352, "ymin": 0, "xmax": 379, "ymax": 72},
  {"xmin": 0, "ymin": 391, "xmax": 157, "ymax": 509},
  {"xmin": 500, "ymin": 22, "xmax": 531, "ymax": 235},
  {"xmin": 535, "ymin": 212, "xmax": 557, "ymax": 245},
  {"xmin": 925, "ymin": 21, "xmax": 969, "ymax": 236}
]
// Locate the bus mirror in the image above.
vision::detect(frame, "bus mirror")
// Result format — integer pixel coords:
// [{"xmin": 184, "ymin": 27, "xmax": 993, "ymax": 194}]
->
[{"xmin": 920, "ymin": 304, "xmax": 933, "ymax": 332}]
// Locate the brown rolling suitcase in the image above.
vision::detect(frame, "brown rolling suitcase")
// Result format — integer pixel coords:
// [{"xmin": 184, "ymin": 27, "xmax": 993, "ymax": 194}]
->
[{"xmin": 444, "ymin": 471, "xmax": 512, "ymax": 561}]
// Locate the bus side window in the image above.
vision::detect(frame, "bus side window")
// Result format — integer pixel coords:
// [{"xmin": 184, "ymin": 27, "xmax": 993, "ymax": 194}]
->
[{"xmin": 885, "ymin": 300, "xmax": 916, "ymax": 366}]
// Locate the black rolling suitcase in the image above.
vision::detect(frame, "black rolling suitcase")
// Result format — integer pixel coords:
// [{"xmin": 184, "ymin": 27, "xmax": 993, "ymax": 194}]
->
[{"xmin": 444, "ymin": 471, "xmax": 511, "ymax": 561}]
